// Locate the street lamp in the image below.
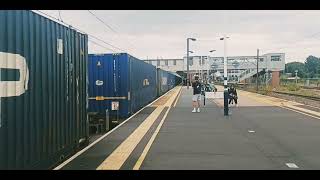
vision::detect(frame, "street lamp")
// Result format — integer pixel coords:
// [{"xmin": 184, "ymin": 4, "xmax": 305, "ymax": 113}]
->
[
  {"xmin": 187, "ymin": 38, "xmax": 196, "ymax": 89},
  {"xmin": 208, "ymin": 50, "xmax": 216, "ymax": 82},
  {"xmin": 220, "ymin": 35, "xmax": 229, "ymax": 116}
]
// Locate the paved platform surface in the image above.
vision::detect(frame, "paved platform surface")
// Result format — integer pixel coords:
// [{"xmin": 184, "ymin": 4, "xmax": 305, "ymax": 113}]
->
[
  {"xmin": 56, "ymin": 86, "xmax": 320, "ymax": 170},
  {"xmin": 138, "ymin": 86, "xmax": 320, "ymax": 170}
]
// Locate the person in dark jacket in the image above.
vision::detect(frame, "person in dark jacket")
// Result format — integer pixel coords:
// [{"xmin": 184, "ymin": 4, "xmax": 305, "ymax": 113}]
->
[
  {"xmin": 192, "ymin": 75, "xmax": 202, "ymax": 112},
  {"xmin": 228, "ymin": 84, "xmax": 238, "ymax": 106}
]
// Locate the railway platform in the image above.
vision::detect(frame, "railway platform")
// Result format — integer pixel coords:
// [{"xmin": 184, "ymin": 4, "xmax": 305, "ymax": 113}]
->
[{"xmin": 54, "ymin": 85, "xmax": 320, "ymax": 170}]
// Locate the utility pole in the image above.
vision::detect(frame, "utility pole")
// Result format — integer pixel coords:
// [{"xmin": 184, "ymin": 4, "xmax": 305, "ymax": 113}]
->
[
  {"xmin": 220, "ymin": 35, "xmax": 229, "ymax": 116},
  {"xmin": 187, "ymin": 39, "xmax": 189, "ymax": 89},
  {"xmin": 256, "ymin": 49, "xmax": 259, "ymax": 92},
  {"xmin": 186, "ymin": 38, "xmax": 196, "ymax": 89},
  {"xmin": 207, "ymin": 56, "xmax": 210, "ymax": 82}
]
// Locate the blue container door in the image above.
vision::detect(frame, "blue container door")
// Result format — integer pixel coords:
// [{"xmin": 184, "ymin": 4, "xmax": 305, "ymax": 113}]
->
[
  {"xmin": 88, "ymin": 54, "xmax": 130, "ymax": 118},
  {"xmin": 88, "ymin": 54, "xmax": 110, "ymax": 115},
  {"xmin": 112, "ymin": 54, "xmax": 130, "ymax": 118}
]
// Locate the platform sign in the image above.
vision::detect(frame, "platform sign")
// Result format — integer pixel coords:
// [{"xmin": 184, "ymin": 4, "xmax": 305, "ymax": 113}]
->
[
  {"xmin": 205, "ymin": 91, "xmax": 224, "ymax": 99},
  {"xmin": 111, "ymin": 101, "xmax": 119, "ymax": 110}
]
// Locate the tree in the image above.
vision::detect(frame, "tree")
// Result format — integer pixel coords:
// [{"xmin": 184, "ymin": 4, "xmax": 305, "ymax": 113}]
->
[
  {"xmin": 285, "ymin": 62, "xmax": 306, "ymax": 78},
  {"xmin": 305, "ymin": 56, "xmax": 320, "ymax": 78}
]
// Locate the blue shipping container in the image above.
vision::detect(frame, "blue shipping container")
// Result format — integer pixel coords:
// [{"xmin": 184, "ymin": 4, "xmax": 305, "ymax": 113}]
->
[
  {"xmin": 157, "ymin": 68, "xmax": 181, "ymax": 96},
  {"xmin": 88, "ymin": 53, "xmax": 157, "ymax": 118},
  {"xmin": 167, "ymin": 72, "xmax": 176, "ymax": 90},
  {"xmin": 0, "ymin": 10, "xmax": 88, "ymax": 169},
  {"xmin": 157, "ymin": 68, "xmax": 169, "ymax": 97}
]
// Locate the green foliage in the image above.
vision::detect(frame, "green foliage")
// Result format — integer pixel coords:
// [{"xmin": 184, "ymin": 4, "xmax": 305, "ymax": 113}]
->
[
  {"xmin": 285, "ymin": 55, "xmax": 320, "ymax": 78},
  {"xmin": 285, "ymin": 61, "xmax": 306, "ymax": 78},
  {"xmin": 305, "ymin": 56, "xmax": 320, "ymax": 78}
]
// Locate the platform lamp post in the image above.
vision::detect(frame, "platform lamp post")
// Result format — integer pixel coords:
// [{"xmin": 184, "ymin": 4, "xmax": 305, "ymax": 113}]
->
[
  {"xmin": 209, "ymin": 50, "xmax": 216, "ymax": 82},
  {"xmin": 220, "ymin": 35, "xmax": 229, "ymax": 116},
  {"xmin": 187, "ymin": 38, "xmax": 196, "ymax": 89}
]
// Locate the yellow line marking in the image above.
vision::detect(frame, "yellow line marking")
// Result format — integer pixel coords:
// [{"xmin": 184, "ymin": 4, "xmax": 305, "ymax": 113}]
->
[
  {"xmin": 133, "ymin": 86, "xmax": 182, "ymax": 170},
  {"xmin": 54, "ymin": 86, "xmax": 177, "ymax": 170},
  {"xmin": 96, "ymin": 86, "xmax": 182, "ymax": 170},
  {"xmin": 241, "ymin": 89, "xmax": 320, "ymax": 118},
  {"xmin": 285, "ymin": 104, "xmax": 320, "ymax": 117},
  {"xmin": 281, "ymin": 106, "xmax": 320, "ymax": 120},
  {"xmin": 173, "ymin": 88, "xmax": 182, "ymax": 107},
  {"xmin": 96, "ymin": 106, "xmax": 165, "ymax": 170},
  {"xmin": 299, "ymin": 103, "xmax": 320, "ymax": 110},
  {"xmin": 133, "ymin": 105, "xmax": 172, "ymax": 170}
]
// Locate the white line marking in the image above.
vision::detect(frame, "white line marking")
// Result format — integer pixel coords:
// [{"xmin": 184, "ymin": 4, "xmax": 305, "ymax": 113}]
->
[
  {"xmin": 286, "ymin": 163, "xmax": 299, "ymax": 168},
  {"xmin": 53, "ymin": 87, "xmax": 177, "ymax": 170}
]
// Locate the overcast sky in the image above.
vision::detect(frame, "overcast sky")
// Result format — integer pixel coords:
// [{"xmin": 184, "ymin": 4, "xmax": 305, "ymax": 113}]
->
[{"xmin": 40, "ymin": 10, "xmax": 320, "ymax": 63}]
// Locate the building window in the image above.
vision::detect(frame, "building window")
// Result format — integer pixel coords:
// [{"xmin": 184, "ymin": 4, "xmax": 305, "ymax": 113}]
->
[
  {"xmin": 157, "ymin": 60, "xmax": 160, "ymax": 66},
  {"xmin": 173, "ymin": 60, "xmax": 177, "ymax": 65},
  {"xmin": 271, "ymin": 56, "xmax": 281, "ymax": 61},
  {"xmin": 165, "ymin": 60, "xmax": 168, "ymax": 66}
]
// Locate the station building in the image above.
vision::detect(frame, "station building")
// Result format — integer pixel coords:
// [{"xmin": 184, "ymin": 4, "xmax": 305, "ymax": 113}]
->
[{"xmin": 143, "ymin": 53, "xmax": 285, "ymax": 87}]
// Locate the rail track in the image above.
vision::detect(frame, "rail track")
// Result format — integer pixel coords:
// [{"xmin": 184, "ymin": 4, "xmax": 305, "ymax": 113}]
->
[{"xmin": 271, "ymin": 91, "xmax": 320, "ymax": 101}]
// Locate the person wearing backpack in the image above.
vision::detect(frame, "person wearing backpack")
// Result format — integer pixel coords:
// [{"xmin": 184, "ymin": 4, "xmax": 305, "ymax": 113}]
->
[
  {"xmin": 228, "ymin": 84, "xmax": 238, "ymax": 106},
  {"xmin": 191, "ymin": 75, "xmax": 202, "ymax": 113}
]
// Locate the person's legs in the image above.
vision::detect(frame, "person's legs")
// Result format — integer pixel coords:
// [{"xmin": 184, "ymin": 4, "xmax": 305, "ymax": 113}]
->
[
  {"xmin": 197, "ymin": 94, "xmax": 201, "ymax": 112},
  {"xmin": 192, "ymin": 95, "xmax": 197, "ymax": 112}
]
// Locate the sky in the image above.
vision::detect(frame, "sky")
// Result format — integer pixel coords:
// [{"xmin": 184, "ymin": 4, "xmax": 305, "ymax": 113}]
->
[{"xmin": 39, "ymin": 10, "xmax": 320, "ymax": 63}]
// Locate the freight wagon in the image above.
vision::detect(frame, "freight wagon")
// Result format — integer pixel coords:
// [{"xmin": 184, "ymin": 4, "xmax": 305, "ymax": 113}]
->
[
  {"xmin": 88, "ymin": 53, "xmax": 157, "ymax": 120},
  {"xmin": 0, "ymin": 10, "xmax": 88, "ymax": 169},
  {"xmin": 156, "ymin": 69, "xmax": 182, "ymax": 97}
]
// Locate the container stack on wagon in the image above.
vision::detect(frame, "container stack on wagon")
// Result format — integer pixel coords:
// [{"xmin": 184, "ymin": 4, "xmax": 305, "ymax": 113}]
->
[
  {"xmin": 88, "ymin": 54, "xmax": 182, "ymax": 121},
  {"xmin": 0, "ymin": 10, "xmax": 88, "ymax": 169},
  {"xmin": 156, "ymin": 68, "xmax": 182, "ymax": 97},
  {"xmin": 88, "ymin": 53, "xmax": 157, "ymax": 120}
]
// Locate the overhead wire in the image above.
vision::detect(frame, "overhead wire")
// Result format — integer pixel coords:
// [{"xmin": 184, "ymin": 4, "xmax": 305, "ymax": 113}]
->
[
  {"xmin": 34, "ymin": 10, "xmax": 125, "ymax": 53},
  {"xmin": 87, "ymin": 10, "xmax": 138, "ymax": 53}
]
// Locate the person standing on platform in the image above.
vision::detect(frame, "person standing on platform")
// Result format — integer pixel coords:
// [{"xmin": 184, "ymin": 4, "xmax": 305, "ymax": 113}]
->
[
  {"xmin": 192, "ymin": 75, "xmax": 202, "ymax": 113},
  {"xmin": 228, "ymin": 84, "xmax": 238, "ymax": 106}
]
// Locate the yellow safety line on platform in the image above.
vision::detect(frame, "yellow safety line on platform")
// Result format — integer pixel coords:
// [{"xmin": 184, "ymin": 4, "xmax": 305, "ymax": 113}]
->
[
  {"xmin": 133, "ymin": 86, "xmax": 182, "ymax": 170},
  {"xmin": 133, "ymin": 104, "xmax": 172, "ymax": 170},
  {"xmin": 173, "ymin": 87, "xmax": 182, "ymax": 107},
  {"xmin": 54, "ymin": 85, "xmax": 176, "ymax": 170},
  {"xmin": 241, "ymin": 90, "xmax": 320, "ymax": 119},
  {"xmin": 96, "ymin": 86, "xmax": 182, "ymax": 170}
]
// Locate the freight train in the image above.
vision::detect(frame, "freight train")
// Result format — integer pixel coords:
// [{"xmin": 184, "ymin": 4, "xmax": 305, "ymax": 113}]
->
[
  {"xmin": 87, "ymin": 53, "xmax": 181, "ymax": 133},
  {"xmin": 0, "ymin": 10, "xmax": 181, "ymax": 170}
]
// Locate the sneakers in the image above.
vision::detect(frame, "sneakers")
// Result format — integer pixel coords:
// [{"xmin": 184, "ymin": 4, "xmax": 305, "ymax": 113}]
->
[{"xmin": 192, "ymin": 108, "xmax": 201, "ymax": 113}]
